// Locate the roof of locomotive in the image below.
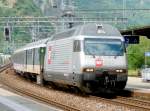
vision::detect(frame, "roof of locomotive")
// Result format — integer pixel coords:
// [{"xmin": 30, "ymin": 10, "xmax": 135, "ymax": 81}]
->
[
  {"xmin": 51, "ymin": 23, "xmax": 122, "ymax": 41},
  {"xmin": 75, "ymin": 23, "xmax": 122, "ymax": 36},
  {"xmin": 14, "ymin": 23, "xmax": 122, "ymax": 53}
]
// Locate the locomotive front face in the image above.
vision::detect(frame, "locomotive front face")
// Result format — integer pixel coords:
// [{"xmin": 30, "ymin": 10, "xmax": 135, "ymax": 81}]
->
[{"xmin": 81, "ymin": 37, "xmax": 128, "ymax": 89}]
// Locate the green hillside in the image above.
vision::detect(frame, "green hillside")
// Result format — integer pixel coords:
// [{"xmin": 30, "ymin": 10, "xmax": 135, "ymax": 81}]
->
[
  {"xmin": 0, "ymin": 0, "xmax": 42, "ymax": 53},
  {"xmin": 75, "ymin": 0, "xmax": 150, "ymax": 28},
  {"xmin": 0, "ymin": 0, "xmax": 41, "ymax": 16},
  {"xmin": 76, "ymin": 0, "xmax": 150, "ymax": 10}
]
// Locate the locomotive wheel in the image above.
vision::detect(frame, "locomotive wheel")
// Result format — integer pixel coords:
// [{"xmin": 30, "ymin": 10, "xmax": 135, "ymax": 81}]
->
[{"xmin": 115, "ymin": 81, "xmax": 127, "ymax": 89}]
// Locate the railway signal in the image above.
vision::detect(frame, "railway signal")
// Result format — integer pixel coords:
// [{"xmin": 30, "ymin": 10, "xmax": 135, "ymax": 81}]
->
[{"xmin": 4, "ymin": 27, "xmax": 11, "ymax": 41}]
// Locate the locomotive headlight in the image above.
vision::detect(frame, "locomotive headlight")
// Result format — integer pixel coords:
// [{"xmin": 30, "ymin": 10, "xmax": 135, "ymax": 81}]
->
[
  {"xmin": 116, "ymin": 69, "xmax": 123, "ymax": 73},
  {"xmin": 84, "ymin": 68, "xmax": 94, "ymax": 72},
  {"xmin": 116, "ymin": 70, "xmax": 120, "ymax": 72},
  {"xmin": 119, "ymin": 69, "xmax": 123, "ymax": 73}
]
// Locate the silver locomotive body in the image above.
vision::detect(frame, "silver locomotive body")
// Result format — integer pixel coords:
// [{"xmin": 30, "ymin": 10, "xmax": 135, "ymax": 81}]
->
[{"xmin": 44, "ymin": 23, "xmax": 128, "ymax": 91}]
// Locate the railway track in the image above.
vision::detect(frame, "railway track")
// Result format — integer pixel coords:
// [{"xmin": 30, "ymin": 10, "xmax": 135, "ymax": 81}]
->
[
  {"xmin": 90, "ymin": 95, "xmax": 150, "ymax": 111},
  {"xmin": 4, "ymin": 84, "xmax": 81, "ymax": 111},
  {"xmin": 0, "ymin": 66, "xmax": 81, "ymax": 111},
  {"xmin": 0, "ymin": 63, "xmax": 12, "ymax": 72},
  {"xmin": 1, "ymin": 66, "xmax": 150, "ymax": 111},
  {"xmin": 114, "ymin": 96, "xmax": 150, "ymax": 110}
]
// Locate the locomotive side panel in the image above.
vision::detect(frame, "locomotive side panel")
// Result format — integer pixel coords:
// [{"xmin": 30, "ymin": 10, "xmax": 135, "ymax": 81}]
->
[
  {"xmin": 52, "ymin": 38, "xmax": 73, "ymax": 73},
  {"xmin": 44, "ymin": 38, "xmax": 74, "ymax": 85}
]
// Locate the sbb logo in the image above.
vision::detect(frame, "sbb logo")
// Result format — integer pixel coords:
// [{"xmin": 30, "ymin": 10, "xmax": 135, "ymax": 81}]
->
[
  {"xmin": 96, "ymin": 59, "xmax": 103, "ymax": 67},
  {"xmin": 48, "ymin": 46, "xmax": 52, "ymax": 64}
]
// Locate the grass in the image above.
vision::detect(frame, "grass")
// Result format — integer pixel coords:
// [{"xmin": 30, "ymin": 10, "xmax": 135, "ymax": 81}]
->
[{"xmin": 128, "ymin": 69, "xmax": 141, "ymax": 77}]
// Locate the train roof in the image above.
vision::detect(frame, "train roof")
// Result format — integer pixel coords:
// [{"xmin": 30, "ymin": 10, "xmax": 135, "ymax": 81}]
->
[
  {"xmin": 51, "ymin": 23, "xmax": 122, "ymax": 41},
  {"xmin": 14, "ymin": 38, "xmax": 49, "ymax": 53},
  {"xmin": 75, "ymin": 23, "xmax": 122, "ymax": 36},
  {"xmin": 14, "ymin": 23, "xmax": 122, "ymax": 53}
]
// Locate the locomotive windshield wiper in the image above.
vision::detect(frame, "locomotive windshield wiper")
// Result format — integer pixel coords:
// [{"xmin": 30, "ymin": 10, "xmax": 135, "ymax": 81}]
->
[
  {"xmin": 88, "ymin": 51, "xmax": 96, "ymax": 58},
  {"xmin": 88, "ymin": 53, "xmax": 96, "ymax": 58},
  {"xmin": 92, "ymin": 54, "xmax": 96, "ymax": 58}
]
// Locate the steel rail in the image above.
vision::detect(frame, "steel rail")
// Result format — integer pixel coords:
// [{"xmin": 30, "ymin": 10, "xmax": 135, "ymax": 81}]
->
[
  {"xmin": 90, "ymin": 95, "xmax": 150, "ymax": 111},
  {"xmin": 115, "ymin": 96, "xmax": 150, "ymax": 108},
  {"xmin": 0, "ymin": 68, "xmax": 81, "ymax": 111},
  {"xmin": 4, "ymin": 84, "xmax": 81, "ymax": 111},
  {"xmin": 0, "ymin": 63, "xmax": 12, "ymax": 72}
]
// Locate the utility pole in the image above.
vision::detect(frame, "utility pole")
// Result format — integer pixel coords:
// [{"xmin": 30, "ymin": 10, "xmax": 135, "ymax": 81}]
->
[
  {"xmin": 50, "ymin": 0, "xmax": 57, "ymax": 8},
  {"xmin": 61, "ymin": 0, "xmax": 75, "ymax": 29},
  {"xmin": 123, "ymin": 0, "xmax": 127, "ymax": 30}
]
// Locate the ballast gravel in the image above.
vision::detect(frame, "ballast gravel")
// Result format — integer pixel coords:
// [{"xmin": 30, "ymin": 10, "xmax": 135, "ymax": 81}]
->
[{"xmin": 0, "ymin": 69, "xmax": 137, "ymax": 111}]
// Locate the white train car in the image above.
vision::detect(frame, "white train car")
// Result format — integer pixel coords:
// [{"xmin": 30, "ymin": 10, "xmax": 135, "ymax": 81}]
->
[{"xmin": 12, "ymin": 23, "xmax": 128, "ymax": 93}]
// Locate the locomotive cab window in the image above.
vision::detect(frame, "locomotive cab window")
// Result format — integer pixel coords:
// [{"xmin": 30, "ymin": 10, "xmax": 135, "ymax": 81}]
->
[
  {"xmin": 84, "ymin": 38, "xmax": 124, "ymax": 56},
  {"xmin": 73, "ymin": 40, "xmax": 81, "ymax": 52}
]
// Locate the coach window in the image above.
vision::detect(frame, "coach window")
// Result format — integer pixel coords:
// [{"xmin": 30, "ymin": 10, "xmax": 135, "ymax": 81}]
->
[{"xmin": 73, "ymin": 40, "xmax": 81, "ymax": 52}]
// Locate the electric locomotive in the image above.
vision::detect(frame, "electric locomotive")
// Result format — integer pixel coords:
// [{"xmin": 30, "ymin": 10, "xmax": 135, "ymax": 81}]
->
[{"xmin": 12, "ymin": 23, "xmax": 128, "ymax": 93}]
